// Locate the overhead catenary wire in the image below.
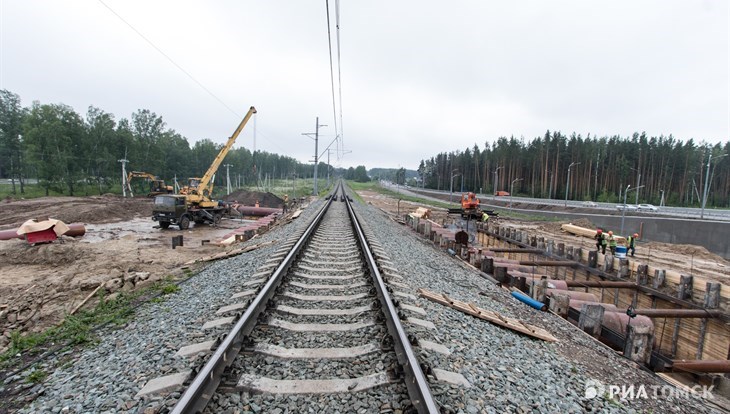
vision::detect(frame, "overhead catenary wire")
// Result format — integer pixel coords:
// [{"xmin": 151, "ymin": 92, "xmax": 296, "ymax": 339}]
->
[
  {"xmin": 335, "ymin": 0, "xmax": 344, "ymax": 158},
  {"xmin": 324, "ymin": 0, "xmax": 339, "ymax": 152}
]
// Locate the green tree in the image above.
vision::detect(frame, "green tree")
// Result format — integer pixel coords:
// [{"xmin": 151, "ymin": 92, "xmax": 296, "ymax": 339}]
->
[
  {"xmin": 0, "ymin": 90, "xmax": 26, "ymax": 193},
  {"xmin": 23, "ymin": 102, "xmax": 86, "ymax": 195}
]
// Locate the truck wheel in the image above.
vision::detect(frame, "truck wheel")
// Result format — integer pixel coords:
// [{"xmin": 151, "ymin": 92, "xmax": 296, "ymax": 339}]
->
[
  {"xmin": 179, "ymin": 216, "xmax": 190, "ymax": 230},
  {"xmin": 159, "ymin": 221, "xmax": 170, "ymax": 229}
]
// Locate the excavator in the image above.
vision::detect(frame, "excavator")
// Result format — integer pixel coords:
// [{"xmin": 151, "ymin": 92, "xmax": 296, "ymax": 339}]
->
[
  {"xmin": 126, "ymin": 171, "xmax": 173, "ymax": 197},
  {"xmin": 448, "ymin": 192, "xmax": 497, "ymax": 220},
  {"xmin": 152, "ymin": 106, "xmax": 256, "ymax": 230}
]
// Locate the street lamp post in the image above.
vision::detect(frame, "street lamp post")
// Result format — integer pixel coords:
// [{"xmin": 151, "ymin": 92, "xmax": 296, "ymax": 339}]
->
[
  {"xmin": 450, "ymin": 169, "xmax": 460, "ymax": 204},
  {"xmin": 659, "ymin": 190, "xmax": 665, "ymax": 207},
  {"xmin": 701, "ymin": 153, "xmax": 728, "ymax": 219},
  {"xmin": 631, "ymin": 167, "xmax": 641, "ymax": 206},
  {"xmin": 564, "ymin": 162, "xmax": 581, "ymax": 207},
  {"xmin": 620, "ymin": 184, "xmax": 645, "ymax": 235},
  {"xmin": 548, "ymin": 171, "xmax": 553, "ymax": 199},
  {"xmin": 510, "ymin": 178, "xmax": 523, "ymax": 209},
  {"xmin": 493, "ymin": 166, "xmax": 503, "ymax": 199}
]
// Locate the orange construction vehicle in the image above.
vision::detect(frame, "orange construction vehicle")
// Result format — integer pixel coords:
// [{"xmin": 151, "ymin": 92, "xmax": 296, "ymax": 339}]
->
[{"xmin": 460, "ymin": 192, "xmax": 482, "ymax": 219}]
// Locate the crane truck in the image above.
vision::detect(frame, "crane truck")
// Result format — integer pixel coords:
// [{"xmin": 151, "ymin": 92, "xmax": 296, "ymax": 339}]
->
[{"xmin": 152, "ymin": 106, "xmax": 256, "ymax": 230}]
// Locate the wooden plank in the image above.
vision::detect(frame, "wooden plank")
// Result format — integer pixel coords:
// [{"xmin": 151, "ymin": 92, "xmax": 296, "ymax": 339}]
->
[{"xmin": 417, "ymin": 288, "xmax": 557, "ymax": 342}]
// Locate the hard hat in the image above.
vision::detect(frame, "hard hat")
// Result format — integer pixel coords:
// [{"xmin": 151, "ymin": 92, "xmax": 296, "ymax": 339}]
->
[
  {"xmin": 633, "ymin": 233, "xmax": 638, "ymax": 237},
  {"xmin": 596, "ymin": 229, "xmax": 602, "ymax": 233},
  {"xmin": 608, "ymin": 231, "xmax": 613, "ymax": 235}
]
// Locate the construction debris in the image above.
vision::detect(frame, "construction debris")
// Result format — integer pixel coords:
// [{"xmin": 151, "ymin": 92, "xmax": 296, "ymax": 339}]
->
[
  {"xmin": 184, "ymin": 240, "xmax": 277, "ymax": 265},
  {"xmin": 409, "ymin": 207, "xmax": 431, "ymax": 219},
  {"xmin": 561, "ymin": 223, "xmax": 626, "ymax": 244},
  {"xmin": 418, "ymin": 288, "xmax": 557, "ymax": 342}
]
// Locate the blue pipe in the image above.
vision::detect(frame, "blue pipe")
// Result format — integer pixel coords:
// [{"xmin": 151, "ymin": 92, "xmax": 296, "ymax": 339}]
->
[{"xmin": 511, "ymin": 290, "xmax": 547, "ymax": 311}]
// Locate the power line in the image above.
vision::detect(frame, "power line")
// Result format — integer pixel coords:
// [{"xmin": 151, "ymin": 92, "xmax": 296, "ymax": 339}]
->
[
  {"xmin": 335, "ymin": 0, "xmax": 344, "ymax": 158},
  {"xmin": 325, "ymin": 0, "xmax": 339, "ymax": 143},
  {"xmin": 97, "ymin": 0, "xmax": 239, "ymax": 118},
  {"xmin": 96, "ymin": 1, "xmax": 283, "ymax": 151}
]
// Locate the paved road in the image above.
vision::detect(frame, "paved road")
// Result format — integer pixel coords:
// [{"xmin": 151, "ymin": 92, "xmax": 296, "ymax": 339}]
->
[{"xmin": 391, "ymin": 184, "xmax": 730, "ymax": 222}]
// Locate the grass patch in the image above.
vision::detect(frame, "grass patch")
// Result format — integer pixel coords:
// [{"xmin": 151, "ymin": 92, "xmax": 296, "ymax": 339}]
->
[
  {"xmin": 346, "ymin": 181, "xmax": 455, "ymax": 210},
  {"xmin": 25, "ymin": 368, "xmax": 48, "ymax": 384},
  {"xmin": 0, "ymin": 276, "xmax": 183, "ymax": 371}
]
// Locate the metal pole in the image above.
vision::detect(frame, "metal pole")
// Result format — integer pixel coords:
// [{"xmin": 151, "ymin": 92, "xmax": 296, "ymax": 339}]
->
[
  {"xmin": 223, "ymin": 164, "xmax": 232, "ymax": 195},
  {"xmin": 510, "ymin": 178, "xmax": 522, "ymax": 209},
  {"xmin": 313, "ymin": 118, "xmax": 319, "ymax": 195},
  {"xmin": 118, "ymin": 158, "xmax": 128, "ymax": 197},
  {"xmin": 635, "ymin": 172, "xmax": 641, "ymax": 206},
  {"xmin": 564, "ymin": 162, "xmax": 581, "ymax": 207},
  {"xmin": 450, "ymin": 172, "xmax": 453, "ymax": 203},
  {"xmin": 701, "ymin": 153, "xmax": 727, "ymax": 219},
  {"xmin": 620, "ymin": 185, "xmax": 630, "ymax": 235}
]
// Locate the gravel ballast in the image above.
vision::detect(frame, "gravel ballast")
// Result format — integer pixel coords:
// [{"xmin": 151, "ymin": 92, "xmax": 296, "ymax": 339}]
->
[
  {"xmin": 12, "ymin": 200, "xmax": 324, "ymax": 414},
  {"xmin": 351, "ymin": 197, "xmax": 722, "ymax": 414}
]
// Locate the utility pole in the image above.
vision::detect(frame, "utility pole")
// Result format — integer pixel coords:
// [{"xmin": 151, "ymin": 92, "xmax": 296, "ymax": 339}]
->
[
  {"xmin": 493, "ymin": 166, "xmax": 503, "ymax": 199},
  {"xmin": 302, "ymin": 117, "xmax": 326, "ymax": 196},
  {"xmin": 326, "ymin": 149, "xmax": 332, "ymax": 188},
  {"xmin": 223, "ymin": 163, "xmax": 233, "ymax": 195},
  {"xmin": 701, "ymin": 153, "xmax": 728, "ymax": 219},
  {"xmin": 118, "ymin": 158, "xmax": 129, "ymax": 197},
  {"xmin": 631, "ymin": 167, "xmax": 641, "ymax": 206},
  {"xmin": 564, "ymin": 162, "xmax": 581, "ymax": 207}
]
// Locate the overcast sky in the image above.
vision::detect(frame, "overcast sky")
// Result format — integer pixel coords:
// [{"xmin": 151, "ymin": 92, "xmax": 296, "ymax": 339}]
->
[{"xmin": 1, "ymin": 1, "xmax": 728, "ymax": 170}]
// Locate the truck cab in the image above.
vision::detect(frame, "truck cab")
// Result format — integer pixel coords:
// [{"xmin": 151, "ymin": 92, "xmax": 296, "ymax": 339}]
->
[{"xmin": 152, "ymin": 195, "xmax": 191, "ymax": 230}]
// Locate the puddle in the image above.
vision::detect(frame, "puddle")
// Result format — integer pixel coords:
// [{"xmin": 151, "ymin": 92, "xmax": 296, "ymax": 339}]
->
[{"xmin": 82, "ymin": 217, "xmax": 259, "ymax": 244}]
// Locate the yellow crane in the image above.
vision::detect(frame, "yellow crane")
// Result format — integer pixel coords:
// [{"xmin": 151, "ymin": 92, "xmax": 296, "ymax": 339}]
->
[{"xmin": 152, "ymin": 106, "xmax": 256, "ymax": 230}]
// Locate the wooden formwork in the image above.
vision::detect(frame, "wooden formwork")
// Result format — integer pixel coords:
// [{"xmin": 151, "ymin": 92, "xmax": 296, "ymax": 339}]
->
[{"xmin": 476, "ymin": 225, "xmax": 730, "ymax": 365}]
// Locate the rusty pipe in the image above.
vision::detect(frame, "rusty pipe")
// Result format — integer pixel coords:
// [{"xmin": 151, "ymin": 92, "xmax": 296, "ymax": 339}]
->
[
  {"xmin": 518, "ymin": 260, "xmax": 577, "ymax": 267},
  {"xmin": 670, "ymin": 360, "xmax": 730, "ymax": 373},
  {"xmin": 489, "ymin": 248, "xmax": 544, "ymax": 253},
  {"xmin": 234, "ymin": 206, "xmax": 282, "ymax": 216},
  {"xmin": 0, "ymin": 223, "xmax": 86, "ymax": 240},
  {"xmin": 631, "ymin": 309, "xmax": 725, "ymax": 318},
  {"xmin": 565, "ymin": 281, "xmax": 638, "ymax": 289}
]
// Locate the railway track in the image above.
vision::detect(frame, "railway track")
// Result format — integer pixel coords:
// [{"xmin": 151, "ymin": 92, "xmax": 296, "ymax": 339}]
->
[{"xmin": 170, "ymin": 183, "xmax": 438, "ymax": 413}]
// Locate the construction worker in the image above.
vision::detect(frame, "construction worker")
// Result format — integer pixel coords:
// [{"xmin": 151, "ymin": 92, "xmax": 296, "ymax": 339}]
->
[
  {"xmin": 482, "ymin": 212, "xmax": 489, "ymax": 223},
  {"xmin": 594, "ymin": 229, "xmax": 604, "ymax": 253},
  {"xmin": 607, "ymin": 231, "xmax": 617, "ymax": 255},
  {"xmin": 627, "ymin": 233, "xmax": 638, "ymax": 257}
]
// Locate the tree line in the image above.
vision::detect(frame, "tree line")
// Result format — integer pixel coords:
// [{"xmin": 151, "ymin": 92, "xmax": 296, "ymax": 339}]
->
[
  {"xmin": 0, "ymin": 90, "xmax": 331, "ymax": 196},
  {"xmin": 418, "ymin": 131, "xmax": 730, "ymax": 207}
]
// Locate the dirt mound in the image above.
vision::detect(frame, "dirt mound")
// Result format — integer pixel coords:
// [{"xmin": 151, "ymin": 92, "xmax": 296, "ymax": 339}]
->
[
  {"xmin": 224, "ymin": 190, "xmax": 284, "ymax": 208},
  {"xmin": 0, "ymin": 195, "xmax": 153, "ymax": 229}
]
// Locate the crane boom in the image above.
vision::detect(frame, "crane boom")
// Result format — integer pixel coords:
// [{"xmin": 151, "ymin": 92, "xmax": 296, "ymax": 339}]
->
[{"xmin": 186, "ymin": 106, "xmax": 256, "ymax": 205}]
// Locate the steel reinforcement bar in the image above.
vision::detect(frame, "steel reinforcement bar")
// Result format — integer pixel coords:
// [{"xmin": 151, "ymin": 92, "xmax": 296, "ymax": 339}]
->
[{"xmin": 343, "ymin": 185, "xmax": 439, "ymax": 413}]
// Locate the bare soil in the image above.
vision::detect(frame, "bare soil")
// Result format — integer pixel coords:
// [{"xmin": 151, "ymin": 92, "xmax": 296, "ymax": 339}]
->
[{"xmin": 0, "ymin": 192, "xmax": 283, "ymax": 352}]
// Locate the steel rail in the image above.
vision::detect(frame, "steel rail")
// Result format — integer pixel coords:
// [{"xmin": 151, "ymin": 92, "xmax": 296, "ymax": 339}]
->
[
  {"xmin": 343, "ymin": 185, "xmax": 439, "ymax": 413},
  {"xmin": 171, "ymin": 187, "xmax": 337, "ymax": 414}
]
